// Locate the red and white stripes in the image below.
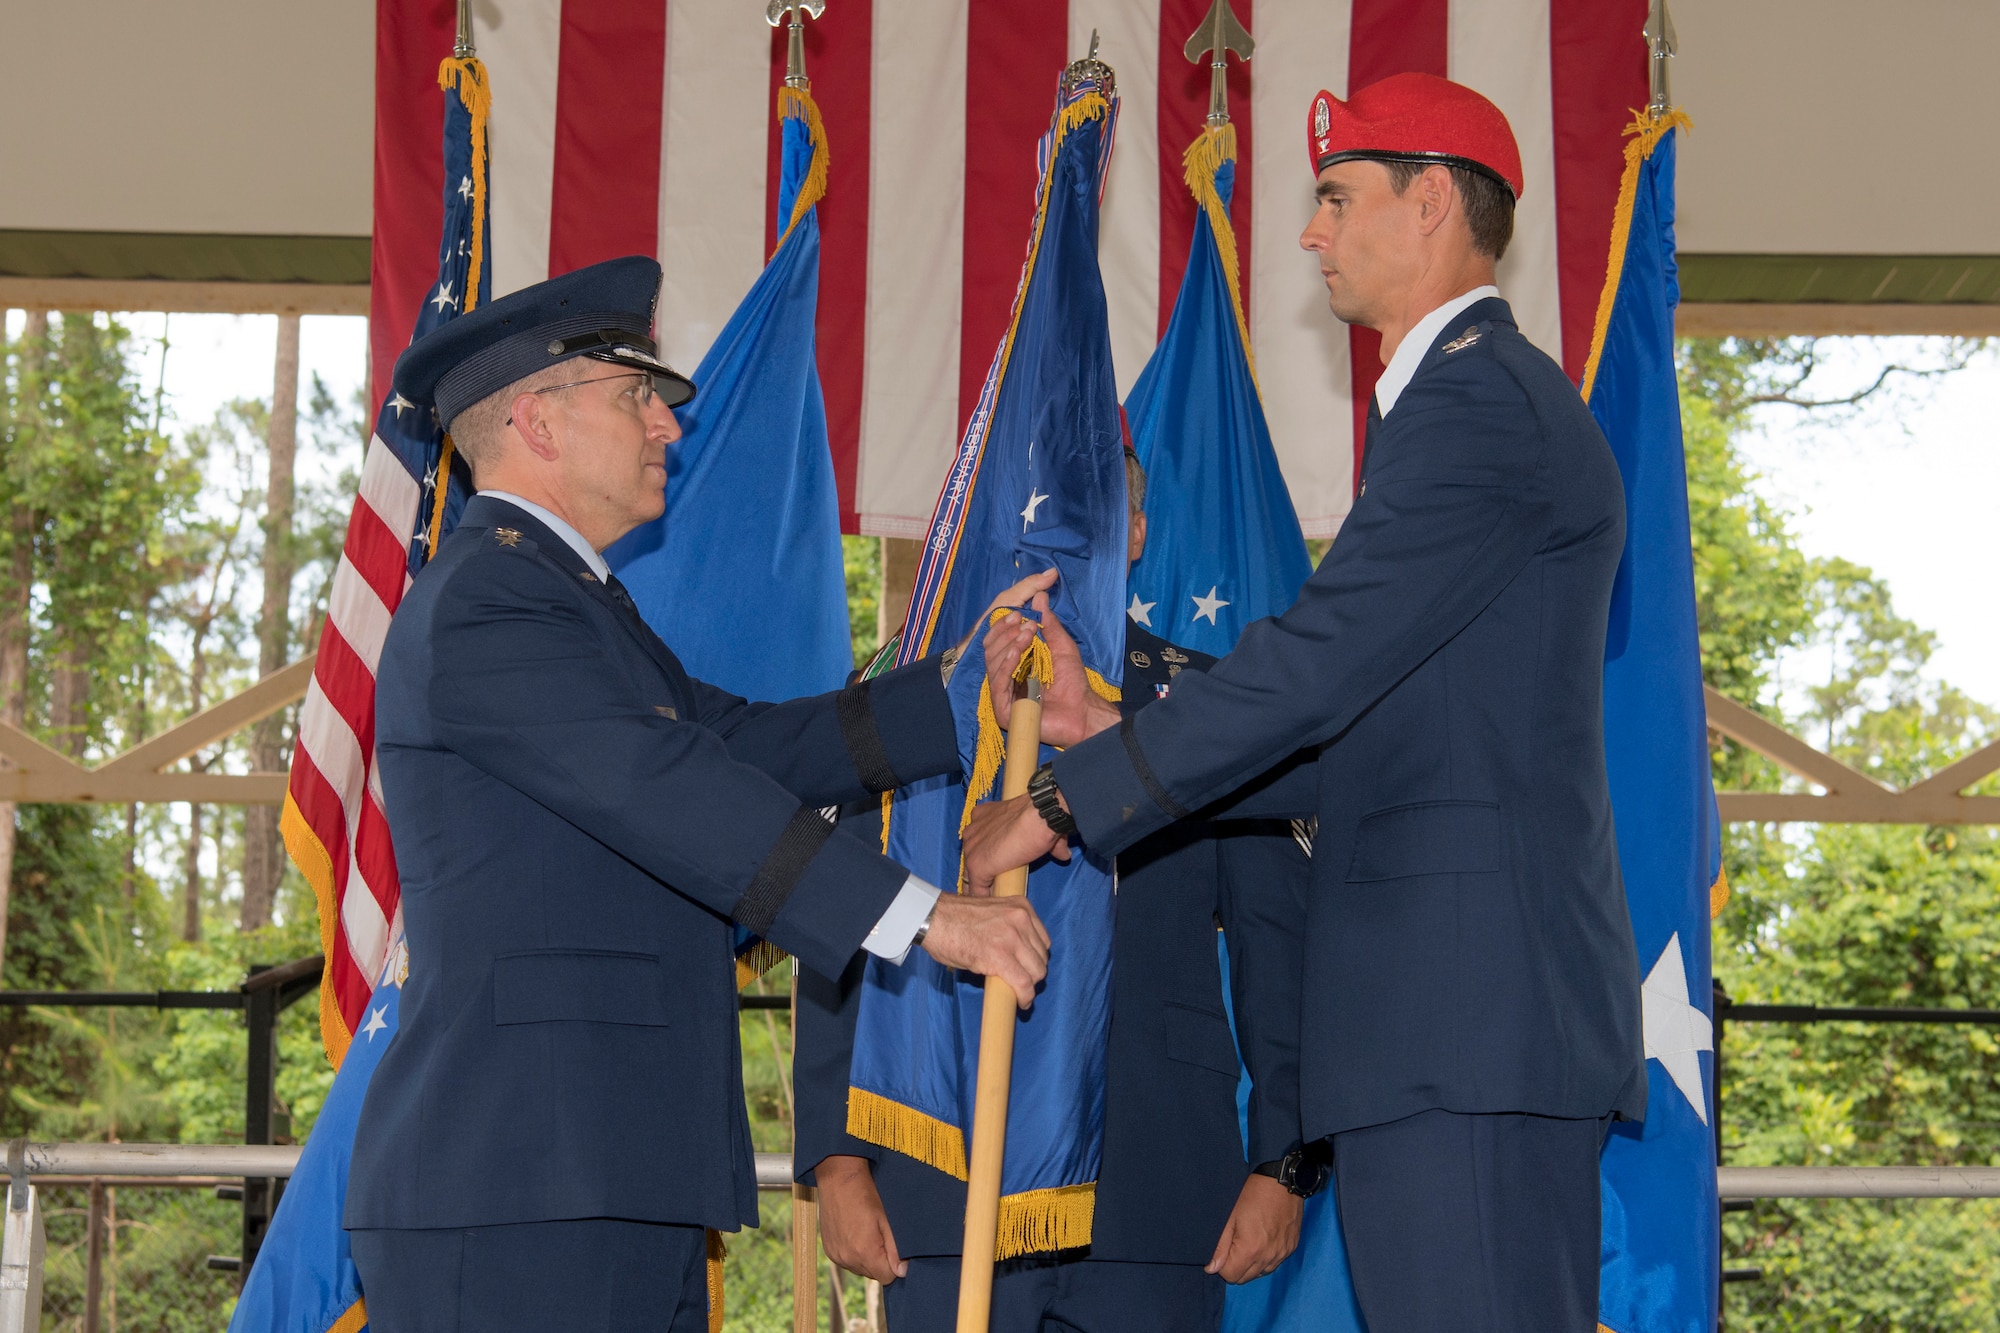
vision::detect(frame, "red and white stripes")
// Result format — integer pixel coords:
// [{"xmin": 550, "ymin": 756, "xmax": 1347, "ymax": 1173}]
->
[{"xmin": 373, "ymin": 0, "xmax": 1646, "ymax": 540}]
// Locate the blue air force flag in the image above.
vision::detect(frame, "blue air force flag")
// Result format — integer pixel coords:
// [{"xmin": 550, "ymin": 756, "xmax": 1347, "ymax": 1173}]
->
[
  {"xmin": 1124, "ymin": 127, "xmax": 1311, "ymax": 655},
  {"xmin": 607, "ymin": 85, "xmax": 852, "ymax": 705},
  {"xmin": 1586, "ymin": 110, "xmax": 1722, "ymax": 1333},
  {"xmin": 845, "ymin": 65, "xmax": 1128, "ymax": 1258},
  {"xmin": 233, "ymin": 55, "xmax": 491, "ymax": 1333}
]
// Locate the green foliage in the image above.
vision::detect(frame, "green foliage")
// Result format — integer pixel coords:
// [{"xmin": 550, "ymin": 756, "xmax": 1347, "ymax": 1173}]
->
[
  {"xmin": 1685, "ymin": 336, "xmax": 2000, "ymax": 1329},
  {"xmin": 844, "ymin": 535, "xmax": 882, "ymax": 669}
]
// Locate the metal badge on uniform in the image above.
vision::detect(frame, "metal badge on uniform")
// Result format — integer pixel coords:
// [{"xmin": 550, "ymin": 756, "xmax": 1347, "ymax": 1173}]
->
[
  {"xmin": 1167, "ymin": 663, "xmax": 1182, "ymax": 677},
  {"xmin": 578, "ymin": 569, "xmax": 597, "ymax": 583},
  {"xmin": 1129, "ymin": 650, "xmax": 1151, "ymax": 668},
  {"xmin": 494, "ymin": 527, "xmax": 522, "ymax": 547},
  {"xmin": 1442, "ymin": 325, "xmax": 1482, "ymax": 354},
  {"xmin": 653, "ymin": 705, "xmax": 677, "ymax": 720},
  {"xmin": 1161, "ymin": 646, "xmax": 1189, "ymax": 664}
]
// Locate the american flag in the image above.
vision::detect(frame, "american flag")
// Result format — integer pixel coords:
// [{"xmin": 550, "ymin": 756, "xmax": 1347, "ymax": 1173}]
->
[
  {"xmin": 371, "ymin": 0, "xmax": 1647, "ymax": 541},
  {"xmin": 285, "ymin": 54, "xmax": 490, "ymax": 1066}
]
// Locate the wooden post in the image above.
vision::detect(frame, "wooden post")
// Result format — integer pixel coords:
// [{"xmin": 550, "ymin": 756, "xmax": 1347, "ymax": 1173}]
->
[
  {"xmin": 792, "ymin": 1183, "xmax": 820, "ymax": 1333},
  {"xmin": 954, "ymin": 677, "xmax": 1045, "ymax": 1333},
  {"xmin": 83, "ymin": 1178, "xmax": 105, "ymax": 1333}
]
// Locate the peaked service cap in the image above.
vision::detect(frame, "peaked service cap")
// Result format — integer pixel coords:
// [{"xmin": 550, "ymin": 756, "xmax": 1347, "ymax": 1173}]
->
[
  {"xmin": 1305, "ymin": 73, "xmax": 1524, "ymax": 199},
  {"xmin": 393, "ymin": 254, "xmax": 698, "ymax": 430}
]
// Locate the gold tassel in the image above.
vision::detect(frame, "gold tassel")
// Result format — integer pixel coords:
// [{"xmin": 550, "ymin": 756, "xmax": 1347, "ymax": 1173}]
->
[
  {"xmin": 773, "ymin": 85, "xmax": 832, "ymax": 256},
  {"xmin": 706, "ymin": 1229, "xmax": 727, "ymax": 1333},
  {"xmin": 1180, "ymin": 125, "xmax": 1258, "ymax": 386},
  {"xmin": 1579, "ymin": 107, "xmax": 1694, "ymax": 401}
]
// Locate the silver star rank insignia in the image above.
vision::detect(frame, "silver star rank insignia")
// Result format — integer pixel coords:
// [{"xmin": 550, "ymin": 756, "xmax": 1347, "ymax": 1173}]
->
[
  {"xmin": 1442, "ymin": 326, "xmax": 1482, "ymax": 354},
  {"xmin": 1129, "ymin": 650, "xmax": 1152, "ymax": 668},
  {"xmin": 494, "ymin": 527, "xmax": 522, "ymax": 547}
]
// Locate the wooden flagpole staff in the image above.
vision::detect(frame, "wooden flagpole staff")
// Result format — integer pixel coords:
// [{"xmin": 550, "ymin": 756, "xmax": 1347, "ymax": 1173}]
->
[{"xmin": 955, "ymin": 675, "xmax": 1045, "ymax": 1333}]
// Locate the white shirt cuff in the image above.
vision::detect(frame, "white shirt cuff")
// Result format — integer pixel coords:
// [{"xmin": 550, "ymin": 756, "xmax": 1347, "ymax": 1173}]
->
[{"xmin": 863, "ymin": 875, "xmax": 941, "ymax": 964}]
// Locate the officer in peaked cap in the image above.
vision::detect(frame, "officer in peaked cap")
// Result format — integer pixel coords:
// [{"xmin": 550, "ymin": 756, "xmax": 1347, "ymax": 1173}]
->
[
  {"xmin": 345, "ymin": 255, "xmax": 1055, "ymax": 1332},
  {"xmin": 966, "ymin": 74, "xmax": 1645, "ymax": 1331}
]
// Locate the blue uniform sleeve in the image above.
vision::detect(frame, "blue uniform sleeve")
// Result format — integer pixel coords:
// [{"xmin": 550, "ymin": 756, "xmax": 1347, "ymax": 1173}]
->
[
  {"xmin": 688, "ymin": 662, "xmax": 959, "ymax": 808},
  {"xmin": 1054, "ymin": 369, "xmax": 1568, "ymax": 856},
  {"xmin": 423, "ymin": 552, "xmax": 912, "ymax": 981},
  {"xmin": 1215, "ymin": 826, "xmax": 1310, "ymax": 1166}
]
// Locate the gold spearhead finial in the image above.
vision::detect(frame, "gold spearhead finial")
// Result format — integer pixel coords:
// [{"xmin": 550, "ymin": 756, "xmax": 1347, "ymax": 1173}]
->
[
  {"xmin": 767, "ymin": 0, "xmax": 827, "ymax": 90},
  {"xmin": 1184, "ymin": 0, "xmax": 1254, "ymax": 127}
]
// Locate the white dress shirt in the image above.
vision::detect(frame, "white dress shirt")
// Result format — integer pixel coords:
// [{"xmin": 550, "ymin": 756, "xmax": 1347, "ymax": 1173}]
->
[
  {"xmin": 475, "ymin": 490, "xmax": 939, "ymax": 962},
  {"xmin": 1372, "ymin": 285, "xmax": 1501, "ymax": 420}
]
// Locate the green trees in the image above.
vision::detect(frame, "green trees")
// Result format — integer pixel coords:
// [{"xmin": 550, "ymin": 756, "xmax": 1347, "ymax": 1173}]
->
[{"xmin": 1689, "ymin": 337, "xmax": 2000, "ymax": 1330}]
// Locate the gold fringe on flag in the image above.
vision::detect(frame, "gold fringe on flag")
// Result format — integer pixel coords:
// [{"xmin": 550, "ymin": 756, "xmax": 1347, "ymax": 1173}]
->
[
  {"xmin": 329, "ymin": 1299, "xmax": 368, "ymax": 1333},
  {"xmin": 733, "ymin": 938, "xmax": 789, "ymax": 990},
  {"xmin": 436, "ymin": 56, "xmax": 492, "ymax": 313},
  {"xmin": 1579, "ymin": 107, "xmax": 1694, "ymax": 402},
  {"xmin": 280, "ymin": 792, "xmax": 354, "ymax": 1069},
  {"xmin": 847, "ymin": 1086, "xmax": 970, "ymax": 1180},
  {"xmin": 1180, "ymin": 124, "xmax": 1258, "ymax": 386},
  {"xmin": 995, "ymin": 1183, "xmax": 1096, "ymax": 1260},
  {"xmin": 1710, "ymin": 866, "xmax": 1731, "ymax": 918},
  {"xmin": 773, "ymin": 85, "xmax": 832, "ymax": 256}
]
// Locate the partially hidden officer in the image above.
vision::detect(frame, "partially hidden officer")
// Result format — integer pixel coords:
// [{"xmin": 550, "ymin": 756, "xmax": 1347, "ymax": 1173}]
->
[
  {"xmin": 964, "ymin": 75, "xmax": 1645, "ymax": 1332},
  {"xmin": 345, "ymin": 256, "xmax": 1052, "ymax": 1333},
  {"xmin": 794, "ymin": 446, "xmax": 1320, "ymax": 1333}
]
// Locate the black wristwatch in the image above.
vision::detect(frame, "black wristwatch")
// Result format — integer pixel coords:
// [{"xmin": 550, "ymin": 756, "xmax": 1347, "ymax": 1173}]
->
[
  {"xmin": 1252, "ymin": 1141, "xmax": 1331, "ymax": 1198},
  {"xmin": 1027, "ymin": 761, "xmax": 1078, "ymax": 839}
]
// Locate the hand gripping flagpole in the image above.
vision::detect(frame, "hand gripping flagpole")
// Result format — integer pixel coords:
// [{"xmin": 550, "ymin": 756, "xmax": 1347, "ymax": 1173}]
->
[{"xmin": 956, "ymin": 675, "xmax": 1045, "ymax": 1333}]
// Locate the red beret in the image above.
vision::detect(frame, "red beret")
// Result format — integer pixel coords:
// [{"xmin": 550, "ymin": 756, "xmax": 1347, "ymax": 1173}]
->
[{"xmin": 1306, "ymin": 73, "xmax": 1523, "ymax": 199}]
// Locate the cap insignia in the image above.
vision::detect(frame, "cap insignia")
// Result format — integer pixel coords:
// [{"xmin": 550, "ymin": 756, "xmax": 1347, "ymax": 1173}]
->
[
  {"xmin": 494, "ymin": 527, "xmax": 522, "ymax": 547},
  {"xmin": 1442, "ymin": 326, "xmax": 1482, "ymax": 354},
  {"xmin": 1129, "ymin": 650, "xmax": 1152, "ymax": 668},
  {"xmin": 1313, "ymin": 97, "xmax": 1331, "ymax": 139}
]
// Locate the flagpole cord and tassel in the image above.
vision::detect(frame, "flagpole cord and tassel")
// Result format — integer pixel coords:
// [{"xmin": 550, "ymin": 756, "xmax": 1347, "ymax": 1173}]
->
[
  {"xmin": 956, "ymin": 674, "xmax": 1045, "ymax": 1333},
  {"xmin": 1180, "ymin": 125, "xmax": 1257, "ymax": 386}
]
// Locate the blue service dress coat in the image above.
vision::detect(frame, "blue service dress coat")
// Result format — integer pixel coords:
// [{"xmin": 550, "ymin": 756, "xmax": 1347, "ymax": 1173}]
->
[
  {"xmin": 793, "ymin": 623, "xmax": 1309, "ymax": 1265},
  {"xmin": 347, "ymin": 495, "xmax": 962, "ymax": 1235},
  {"xmin": 1052, "ymin": 298, "xmax": 1647, "ymax": 1142}
]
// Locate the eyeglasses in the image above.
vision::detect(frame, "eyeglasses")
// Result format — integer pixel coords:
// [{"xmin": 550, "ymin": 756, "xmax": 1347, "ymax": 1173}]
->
[
  {"xmin": 530, "ymin": 372, "xmax": 660, "ymax": 405},
  {"xmin": 505, "ymin": 372, "xmax": 661, "ymax": 425}
]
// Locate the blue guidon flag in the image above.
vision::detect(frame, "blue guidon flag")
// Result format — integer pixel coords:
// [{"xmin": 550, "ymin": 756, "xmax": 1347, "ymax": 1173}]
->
[
  {"xmin": 845, "ymin": 59, "xmax": 1128, "ymax": 1259},
  {"xmin": 241, "ymin": 52, "xmax": 491, "ymax": 1333},
  {"xmin": 1584, "ymin": 106, "xmax": 1721, "ymax": 1333},
  {"xmin": 1123, "ymin": 124, "xmax": 1310, "ymax": 657}
]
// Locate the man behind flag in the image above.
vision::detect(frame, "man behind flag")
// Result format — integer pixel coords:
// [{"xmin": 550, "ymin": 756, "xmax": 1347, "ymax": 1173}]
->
[
  {"xmin": 1585, "ymin": 102, "xmax": 1721, "ymax": 1333},
  {"xmin": 798, "ymin": 443, "xmax": 1314, "ymax": 1333},
  {"xmin": 1118, "ymin": 91, "xmax": 1366, "ymax": 1333},
  {"xmin": 236, "ymin": 44, "xmax": 492, "ymax": 1333},
  {"xmin": 969, "ymin": 72, "xmax": 1646, "ymax": 1331},
  {"xmin": 818, "ymin": 53, "xmax": 1140, "ymax": 1323}
]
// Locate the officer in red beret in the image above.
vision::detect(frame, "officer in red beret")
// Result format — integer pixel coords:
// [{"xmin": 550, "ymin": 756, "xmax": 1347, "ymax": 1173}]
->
[{"xmin": 967, "ymin": 72, "xmax": 1645, "ymax": 1331}]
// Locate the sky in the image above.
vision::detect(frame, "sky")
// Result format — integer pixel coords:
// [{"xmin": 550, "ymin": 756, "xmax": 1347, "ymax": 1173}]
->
[{"xmin": 22, "ymin": 312, "xmax": 1997, "ymax": 715}]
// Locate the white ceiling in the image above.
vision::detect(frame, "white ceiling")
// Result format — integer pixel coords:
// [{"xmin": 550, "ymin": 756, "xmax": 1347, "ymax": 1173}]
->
[{"xmin": 0, "ymin": 0, "xmax": 1990, "ymax": 258}]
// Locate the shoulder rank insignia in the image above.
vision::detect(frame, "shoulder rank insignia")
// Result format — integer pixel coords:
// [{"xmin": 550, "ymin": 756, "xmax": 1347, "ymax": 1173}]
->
[
  {"xmin": 1161, "ymin": 646, "xmax": 1189, "ymax": 664},
  {"xmin": 1442, "ymin": 325, "xmax": 1482, "ymax": 354},
  {"xmin": 1129, "ymin": 650, "xmax": 1151, "ymax": 668},
  {"xmin": 493, "ymin": 527, "xmax": 522, "ymax": 547}
]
